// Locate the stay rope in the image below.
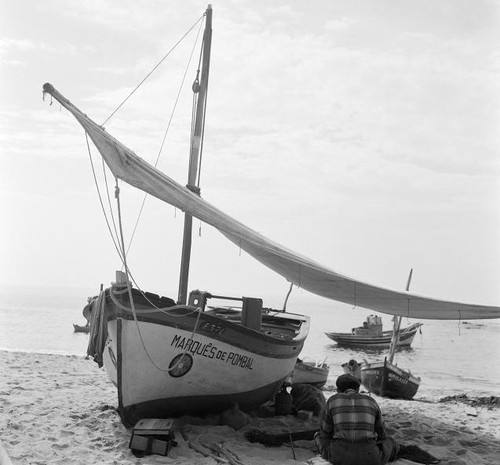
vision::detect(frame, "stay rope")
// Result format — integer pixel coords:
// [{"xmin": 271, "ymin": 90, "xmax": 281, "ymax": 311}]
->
[
  {"xmin": 101, "ymin": 157, "xmax": 121, "ymax": 251},
  {"xmin": 86, "ymin": 14, "xmax": 205, "ymax": 267},
  {"xmin": 124, "ymin": 18, "xmax": 205, "ymax": 256},
  {"xmin": 85, "ymin": 133, "xmax": 123, "ymax": 261},
  {"xmin": 114, "ymin": 180, "xmax": 203, "ymax": 373},
  {"xmin": 83, "ymin": 14, "xmax": 210, "ymax": 373},
  {"xmin": 101, "ymin": 13, "xmax": 205, "ymax": 127}
]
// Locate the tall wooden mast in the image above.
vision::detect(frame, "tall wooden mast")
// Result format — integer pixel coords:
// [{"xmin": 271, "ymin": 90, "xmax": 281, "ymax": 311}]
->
[
  {"xmin": 388, "ymin": 268, "xmax": 413, "ymax": 363},
  {"xmin": 178, "ymin": 5, "xmax": 212, "ymax": 304}
]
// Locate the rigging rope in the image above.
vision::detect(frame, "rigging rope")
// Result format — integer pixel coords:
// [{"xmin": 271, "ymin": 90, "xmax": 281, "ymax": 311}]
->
[
  {"xmin": 101, "ymin": 157, "xmax": 121, "ymax": 251},
  {"xmin": 83, "ymin": 13, "xmax": 211, "ymax": 373},
  {"xmin": 101, "ymin": 13, "xmax": 205, "ymax": 127},
  {"xmin": 90, "ymin": 15, "xmax": 205, "ymax": 261},
  {"xmin": 85, "ymin": 133, "xmax": 124, "ymax": 261},
  {"xmin": 88, "ymin": 131, "xmax": 199, "ymax": 318},
  {"xmin": 124, "ymin": 18, "xmax": 205, "ymax": 256},
  {"xmin": 114, "ymin": 180, "xmax": 203, "ymax": 373}
]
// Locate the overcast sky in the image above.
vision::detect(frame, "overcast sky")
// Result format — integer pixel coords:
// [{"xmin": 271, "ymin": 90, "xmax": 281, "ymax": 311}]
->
[{"xmin": 1, "ymin": 0, "xmax": 499, "ymax": 309}]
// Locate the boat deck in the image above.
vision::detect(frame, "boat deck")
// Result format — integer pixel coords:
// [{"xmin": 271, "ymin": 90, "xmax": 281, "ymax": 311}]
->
[{"xmin": 207, "ymin": 306, "xmax": 304, "ymax": 339}]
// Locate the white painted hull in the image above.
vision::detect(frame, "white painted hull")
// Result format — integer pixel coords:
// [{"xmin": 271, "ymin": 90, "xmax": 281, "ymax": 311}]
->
[
  {"xmin": 104, "ymin": 319, "xmax": 298, "ymax": 406},
  {"xmin": 94, "ymin": 287, "xmax": 310, "ymax": 425}
]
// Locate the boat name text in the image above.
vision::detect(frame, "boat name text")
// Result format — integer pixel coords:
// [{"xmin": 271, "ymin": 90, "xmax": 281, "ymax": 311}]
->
[
  {"xmin": 388, "ymin": 373, "xmax": 408, "ymax": 384},
  {"xmin": 171, "ymin": 334, "xmax": 253, "ymax": 370}
]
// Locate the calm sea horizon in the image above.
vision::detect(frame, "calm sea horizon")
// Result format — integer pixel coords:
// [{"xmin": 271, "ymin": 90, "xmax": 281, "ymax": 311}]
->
[{"xmin": 1, "ymin": 284, "xmax": 499, "ymax": 401}]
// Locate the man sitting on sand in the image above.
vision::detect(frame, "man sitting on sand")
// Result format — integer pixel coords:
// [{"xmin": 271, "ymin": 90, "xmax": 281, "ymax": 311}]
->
[{"xmin": 315, "ymin": 374, "xmax": 398, "ymax": 465}]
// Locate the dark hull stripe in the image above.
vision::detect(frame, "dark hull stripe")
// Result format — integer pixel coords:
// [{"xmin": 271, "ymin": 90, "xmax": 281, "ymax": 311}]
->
[
  {"xmin": 119, "ymin": 377, "xmax": 284, "ymax": 427},
  {"xmin": 326, "ymin": 329, "xmax": 417, "ymax": 348}
]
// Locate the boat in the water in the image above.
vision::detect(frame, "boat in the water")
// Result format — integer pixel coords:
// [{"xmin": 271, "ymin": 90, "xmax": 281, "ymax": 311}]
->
[
  {"xmin": 73, "ymin": 324, "xmax": 90, "ymax": 333},
  {"xmin": 360, "ymin": 270, "xmax": 421, "ymax": 399},
  {"xmin": 72, "ymin": 295, "xmax": 98, "ymax": 334},
  {"xmin": 325, "ymin": 314, "xmax": 422, "ymax": 349},
  {"xmin": 43, "ymin": 5, "xmax": 500, "ymax": 426},
  {"xmin": 292, "ymin": 359, "xmax": 329, "ymax": 388}
]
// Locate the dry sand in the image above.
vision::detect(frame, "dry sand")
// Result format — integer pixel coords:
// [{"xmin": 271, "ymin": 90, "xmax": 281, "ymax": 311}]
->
[{"xmin": 0, "ymin": 350, "xmax": 499, "ymax": 465}]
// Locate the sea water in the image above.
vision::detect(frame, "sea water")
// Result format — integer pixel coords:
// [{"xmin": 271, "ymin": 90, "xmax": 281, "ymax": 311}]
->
[{"xmin": 1, "ymin": 285, "xmax": 499, "ymax": 401}]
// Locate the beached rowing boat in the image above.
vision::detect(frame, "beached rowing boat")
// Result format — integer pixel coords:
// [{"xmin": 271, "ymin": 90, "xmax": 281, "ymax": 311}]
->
[
  {"xmin": 361, "ymin": 270, "xmax": 421, "ymax": 399},
  {"xmin": 360, "ymin": 358, "xmax": 420, "ymax": 400},
  {"xmin": 292, "ymin": 359, "xmax": 329, "ymax": 388}
]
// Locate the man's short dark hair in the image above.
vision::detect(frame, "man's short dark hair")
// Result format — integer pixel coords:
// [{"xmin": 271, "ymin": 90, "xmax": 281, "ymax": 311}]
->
[{"xmin": 336, "ymin": 374, "xmax": 361, "ymax": 392}]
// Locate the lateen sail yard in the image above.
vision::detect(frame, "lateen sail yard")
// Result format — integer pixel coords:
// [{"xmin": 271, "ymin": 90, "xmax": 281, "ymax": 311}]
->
[{"xmin": 42, "ymin": 81, "xmax": 500, "ymax": 320}]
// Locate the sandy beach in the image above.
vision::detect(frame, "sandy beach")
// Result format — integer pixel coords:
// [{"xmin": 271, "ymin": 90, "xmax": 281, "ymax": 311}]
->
[{"xmin": 1, "ymin": 350, "xmax": 499, "ymax": 465}]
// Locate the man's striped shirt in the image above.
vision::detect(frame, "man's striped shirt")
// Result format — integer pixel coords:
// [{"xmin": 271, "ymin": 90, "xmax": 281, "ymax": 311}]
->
[{"xmin": 320, "ymin": 389, "xmax": 386, "ymax": 442}]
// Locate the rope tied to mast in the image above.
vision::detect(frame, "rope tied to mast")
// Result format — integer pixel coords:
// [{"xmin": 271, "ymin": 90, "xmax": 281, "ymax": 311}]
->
[{"xmin": 101, "ymin": 14, "xmax": 205, "ymax": 127}]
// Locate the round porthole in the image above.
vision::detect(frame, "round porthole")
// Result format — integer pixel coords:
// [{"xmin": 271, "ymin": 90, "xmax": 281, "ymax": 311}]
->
[{"xmin": 168, "ymin": 353, "xmax": 193, "ymax": 377}]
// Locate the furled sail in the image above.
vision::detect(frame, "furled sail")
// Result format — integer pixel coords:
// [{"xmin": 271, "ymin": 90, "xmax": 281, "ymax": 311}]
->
[{"xmin": 43, "ymin": 83, "xmax": 500, "ymax": 320}]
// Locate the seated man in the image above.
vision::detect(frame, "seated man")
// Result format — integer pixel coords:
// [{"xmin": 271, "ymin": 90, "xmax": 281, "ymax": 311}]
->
[{"xmin": 315, "ymin": 374, "xmax": 398, "ymax": 465}]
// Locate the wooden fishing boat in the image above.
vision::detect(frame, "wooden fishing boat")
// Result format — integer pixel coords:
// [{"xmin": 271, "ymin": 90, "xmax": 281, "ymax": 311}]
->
[
  {"xmin": 360, "ymin": 270, "xmax": 421, "ymax": 399},
  {"xmin": 97, "ymin": 283, "xmax": 309, "ymax": 425},
  {"xmin": 73, "ymin": 324, "xmax": 90, "ymax": 333},
  {"xmin": 43, "ymin": 6, "xmax": 310, "ymax": 426},
  {"xmin": 325, "ymin": 315, "xmax": 422, "ymax": 349},
  {"xmin": 360, "ymin": 358, "xmax": 420, "ymax": 400},
  {"xmin": 292, "ymin": 359, "xmax": 329, "ymax": 388},
  {"xmin": 43, "ymin": 5, "xmax": 500, "ymax": 426},
  {"xmin": 73, "ymin": 295, "xmax": 99, "ymax": 334}
]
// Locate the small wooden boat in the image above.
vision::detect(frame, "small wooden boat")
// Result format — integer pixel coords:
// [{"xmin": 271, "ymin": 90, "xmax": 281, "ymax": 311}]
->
[
  {"xmin": 325, "ymin": 315, "xmax": 422, "ymax": 349},
  {"xmin": 292, "ymin": 359, "xmax": 329, "ymax": 388},
  {"xmin": 74, "ymin": 293, "xmax": 100, "ymax": 334},
  {"xmin": 360, "ymin": 270, "xmax": 420, "ymax": 400},
  {"xmin": 73, "ymin": 324, "xmax": 90, "ymax": 333},
  {"xmin": 360, "ymin": 358, "xmax": 420, "ymax": 400}
]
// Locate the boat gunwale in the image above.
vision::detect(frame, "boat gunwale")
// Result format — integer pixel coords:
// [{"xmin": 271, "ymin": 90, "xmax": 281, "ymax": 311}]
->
[{"xmin": 103, "ymin": 287, "xmax": 310, "ymax": 358}]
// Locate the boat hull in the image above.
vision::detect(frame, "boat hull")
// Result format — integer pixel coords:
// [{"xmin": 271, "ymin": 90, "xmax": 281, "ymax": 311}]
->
[
  {"xmin": 360, "ymin": 359, "xmax": 420, "ymax": 400},
  {"xmin": 73, "ymin": 324, "xmax": 90, "ymax": 333},
  {"xmin": 97, "ymin": 287, "xmax": 309, "ymax": 425},
  {"xmin": 325, "ymin": 324, "xmax": 421, "ymax": 349},
  {"xmin": 292, "ymin": 360, "xmax": 329, "ymax": 388}
]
